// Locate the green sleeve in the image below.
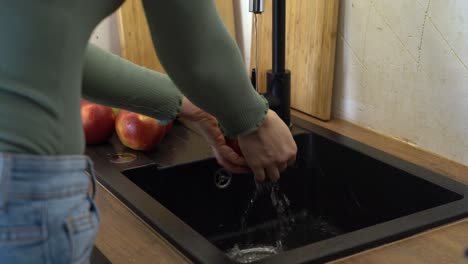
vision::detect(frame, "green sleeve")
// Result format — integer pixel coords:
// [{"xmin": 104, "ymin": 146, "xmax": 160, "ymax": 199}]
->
[
  {"xmin": 82, "ymin": 44, "xmax": 183, "ymax": 125},
  {"xmin": 142, "ymin": 0, "xmax": 268, "ymax": 138}
]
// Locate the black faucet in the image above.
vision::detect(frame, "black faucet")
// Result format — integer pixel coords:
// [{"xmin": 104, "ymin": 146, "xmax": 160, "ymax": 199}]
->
[{"xmin": 250, "ymin": 0, "xmax": 291, "ymax": 126}]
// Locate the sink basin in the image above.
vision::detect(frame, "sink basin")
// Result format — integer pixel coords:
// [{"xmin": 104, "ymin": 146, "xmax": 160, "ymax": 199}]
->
[{"xmin": 87, "ymin": 117, "xmax": 468, "ymax": 263}]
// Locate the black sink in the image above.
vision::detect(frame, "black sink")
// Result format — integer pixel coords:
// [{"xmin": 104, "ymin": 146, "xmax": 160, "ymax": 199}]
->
[{"xmin": 87, "ymin": 117, "xmax": 468, "ymax": 263}]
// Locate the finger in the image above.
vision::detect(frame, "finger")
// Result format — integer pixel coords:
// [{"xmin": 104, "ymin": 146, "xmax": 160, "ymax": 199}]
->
[
  {"xmin": 215, "ymin": 155, "xmax": 250, "ymax": 174},
  {"xmin": 252, "ymin": 167, "xmax": 266, "ymax": 182},
  {"xmin": 212, "ymin": 147, "xmax": 250, "ymax": 174},
  {"xmin": 212, "ymin": 145, "xmax": 243, "ymax": 165},
  {"xmin": 287, "ymin": 155, "xmax": 297, "ymax": 167},
  {"xmin": 266, "ymin": 166, "xmax": 280, "ymax": 182},
  {"xmin": 224, "ymin": 163, "xmax": 251, "ymax": 174},
  {"xmin": 218, "ymin": 145, "xmax": 247, "ymax": 166},
  {"xmin": 278, "ymin": 162, "xmax": 288, "ymax": 172}
]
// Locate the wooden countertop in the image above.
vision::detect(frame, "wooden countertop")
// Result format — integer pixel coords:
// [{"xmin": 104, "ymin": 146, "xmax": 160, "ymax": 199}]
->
[{"xmin": 94, "ymin": 111, "xmax": 468, "ymax": 264}]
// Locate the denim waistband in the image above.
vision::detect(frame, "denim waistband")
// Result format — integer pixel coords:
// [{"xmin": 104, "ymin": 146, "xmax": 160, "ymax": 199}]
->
[{"xmin": 0, "ymin": 153, "xmax": 96, "ymax": 206}]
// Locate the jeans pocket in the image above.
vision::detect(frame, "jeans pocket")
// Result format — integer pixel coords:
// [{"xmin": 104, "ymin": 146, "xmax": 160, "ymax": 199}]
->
[
  {"xmin": 0, "ymin": 225, "xmax": 47, "ymax": 264},
  {"xmin": 64, "ymin": 197, "xmax": 99, "ymax": 264}
]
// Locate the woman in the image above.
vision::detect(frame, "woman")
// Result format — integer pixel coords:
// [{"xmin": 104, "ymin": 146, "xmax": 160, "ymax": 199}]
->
[{"xmin": 0, "ymin": 0, "xmax": 296, "ymax": 262}]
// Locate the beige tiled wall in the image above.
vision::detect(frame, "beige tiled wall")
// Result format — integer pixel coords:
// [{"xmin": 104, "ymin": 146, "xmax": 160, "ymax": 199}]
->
[{"xmin": 333, "ymin": 0, "xmax": 468, "ymax": 165}]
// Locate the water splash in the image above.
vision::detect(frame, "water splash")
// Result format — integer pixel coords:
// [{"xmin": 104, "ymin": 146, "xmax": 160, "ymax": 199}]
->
[
  {"xmin": 235, "ymin": 181, "xmax": 294, "ymax": 262},
  {"xmin": 269, "ymin": 183, "xmax": 294, "ymax": 250},
  {"xmin": 225, "ymin": 165, "xmax": 344, "ymax": 263}
]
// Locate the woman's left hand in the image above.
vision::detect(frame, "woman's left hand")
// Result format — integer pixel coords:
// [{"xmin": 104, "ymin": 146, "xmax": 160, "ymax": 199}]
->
[{"xmin": 179, "ymin": 97, "xmax": 250, "ymax": 174}]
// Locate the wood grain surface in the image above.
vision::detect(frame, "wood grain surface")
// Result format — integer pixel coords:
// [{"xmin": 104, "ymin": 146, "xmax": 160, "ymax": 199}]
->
[
  {"xmin": 251, "ymin": 0, "xmax": 339, "ymax": 120},
  {"xmin": 331, "ymin": 220, "xmax": 468, "ymax": 264},
  {"xmin": 94, "ymin": 183, "xmax": 191, "ymax": 264},
  {"xmin": 116, "ymin": 0, "xmax": 237, "ymax": 72}
]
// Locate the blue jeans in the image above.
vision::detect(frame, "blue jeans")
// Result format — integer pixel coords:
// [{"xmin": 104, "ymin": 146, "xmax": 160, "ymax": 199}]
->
[{"xmin": 0, "ymin": 153, "xmax": 99, "ymax": 264}]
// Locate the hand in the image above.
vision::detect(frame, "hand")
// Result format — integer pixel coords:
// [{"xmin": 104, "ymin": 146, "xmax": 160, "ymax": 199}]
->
[
  {"xmin": 179, "ymin": 97, "xmax": 250, "ymax": 173},
  {"xmin": 238, "ymin": 110, "xmax": 297, "ymax": 182}
]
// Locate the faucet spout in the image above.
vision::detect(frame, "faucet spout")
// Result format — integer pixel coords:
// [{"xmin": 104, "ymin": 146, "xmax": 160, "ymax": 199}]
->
[
  {"xmin": 267, "ymin": 0, "xmax": 291, "ymax": 126},
  {"xmin": 249, "ymin": 0, "xmax": 291, "ymax": 126},
  {"xmin": 272, "ymin": 0, "xmax": 286, "ymax": 74}
]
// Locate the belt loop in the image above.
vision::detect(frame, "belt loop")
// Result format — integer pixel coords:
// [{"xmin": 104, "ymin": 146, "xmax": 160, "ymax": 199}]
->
[
  {"xmin": 86, "ymin": 158, "xmax": 97, "ymax": 200},
  {"xmin": 0, "ymin": 154, "xmax": 12, "ymax": 212}
]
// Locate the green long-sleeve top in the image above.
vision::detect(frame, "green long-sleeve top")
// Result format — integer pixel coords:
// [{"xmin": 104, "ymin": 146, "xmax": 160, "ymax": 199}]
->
[{"xmin": 0, "ymin": 0, "xmax": 268, "ymax": 155}]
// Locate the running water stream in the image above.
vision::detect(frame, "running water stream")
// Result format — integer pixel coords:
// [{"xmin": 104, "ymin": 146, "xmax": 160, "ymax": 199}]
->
[
  {"xmin": 226, "ymin": 164, "xmax": 343, "ymax": 263},
  {"xmin": 228, "ymin": 181, "xmax": 294, "ymax": 262}
]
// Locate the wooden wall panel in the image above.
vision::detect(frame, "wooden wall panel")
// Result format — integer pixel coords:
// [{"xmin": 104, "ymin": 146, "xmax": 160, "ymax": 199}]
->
[
  {"xmin": 251, "ymin": 0, "xmax": 339, "ymax": 120},
  {"xmin": 117, "ymin": 0, "xmax": 237, "ymax": 73}
]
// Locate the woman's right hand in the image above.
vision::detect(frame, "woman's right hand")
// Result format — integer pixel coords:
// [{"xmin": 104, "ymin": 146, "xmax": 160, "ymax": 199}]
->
[{"xmin": 238, "ymin": 110, "xmax": 297, "ymax": 182}]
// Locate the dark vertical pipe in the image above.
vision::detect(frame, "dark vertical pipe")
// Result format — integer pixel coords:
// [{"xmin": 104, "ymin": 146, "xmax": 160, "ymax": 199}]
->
[{"xmin": 272, "ymin": 0, "xmax": 286, "ymax": 73}]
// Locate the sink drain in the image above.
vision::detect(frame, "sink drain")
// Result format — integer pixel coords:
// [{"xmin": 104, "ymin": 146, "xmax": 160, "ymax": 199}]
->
[
  {"xmin": 227, "ymin": 245, "xmax": 279, "ymax": 263},
  {"xmin": 214, "ymin": 168, "xmax": 232, "ymax": 189}
]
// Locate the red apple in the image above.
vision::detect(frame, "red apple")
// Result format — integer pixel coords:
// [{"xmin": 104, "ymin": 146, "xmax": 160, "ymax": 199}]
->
[
  {"xmin": 115, "ymin": 110, "xmax": 166, "ymax": 151},
  {"xmin": 225, "ymin": 138, "xmax": 243, "ymax": 157},
  {"xmin": 81, "ymin": 102, "xmax": 115, "ymax": 145}
]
